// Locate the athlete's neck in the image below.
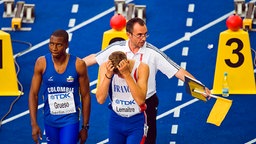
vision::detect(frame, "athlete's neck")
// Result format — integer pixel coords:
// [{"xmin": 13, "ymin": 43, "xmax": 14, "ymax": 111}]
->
[{"xmin": 53, "ymin": 53, "xmax": 69, "ymax": 66}]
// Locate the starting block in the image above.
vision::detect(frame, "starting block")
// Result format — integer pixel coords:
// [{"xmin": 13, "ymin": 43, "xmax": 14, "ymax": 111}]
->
[
  {"xmin": 234, "ymin": 0, "xmax": 246, "ymax": 17},
  {"xmin": 3, "ymin": 0, "xmax": 15, "ymax": 18},
  {"xmin": 114, "ymin": 0, "xmax": 126, "ymax": 17},
  {"xmin": 212, "ymin": 29, "xmax": 256, "ymax": 94},
  {"xmin": 1, "ymin": 1, "xmax": 35, "ymax": 31},
  {"xmin": 126, "ymin": 3, "xmax": 135, "ymax": 21},
  {"xmin": 11, "ymin": 1, "xmax": 25, "ymax": 30},
  {"xmin": 114, "ymin": 0, "xmax": 146, "ymax": 22},
  {"xmin": 0, "ymin": 30, "xmax": 23, "ymax": 96},
  {"xmin": 134, "ymin": 5, "xmax": 146, "ymax": 22},
  {"xmin": 242, "ymin": 2, "xmax": 254, "ymax": 31},
  {"xmin": 22, "ymin": 4, "xmax": 35, "ymax": 23}
]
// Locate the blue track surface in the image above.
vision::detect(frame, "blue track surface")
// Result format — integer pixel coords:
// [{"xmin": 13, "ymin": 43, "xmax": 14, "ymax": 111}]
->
[{"xmin": 0, "ymin": 0, "xmax": 256, "ymax": 143}]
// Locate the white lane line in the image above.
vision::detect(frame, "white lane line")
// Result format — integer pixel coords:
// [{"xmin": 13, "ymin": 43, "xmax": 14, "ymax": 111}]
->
[
  {"xmin": 182, "ymin": 47, "xmax": 189, "ymax": 56},
  {"xmin": 171, "ymin": 125, "xmax": 178, "ymax": 134},
  {"xmin": 188, "ymin": 4, "xmax": 195, "ymax": 12},
  {"xmin": 176, "ymin": 93, "xmax": 182, "ymax": 101},
  {"xmin": 66, "ymin": 33, "xmax": 73, "ymax": 53},
  {"xmin": 178, "ymin": 62, "xmax": 186, "ymax": 86},
  {"xmin": 245, "ymin": 138, "xmax": 256, "ymax": 144},
  {"xmin": 71, "ymin": 4, "xmax": 79, "ymax": 13},
  {"xmin": 180, "ymin": 62, "xmax": 187, "ymax": 70},
  {"xmin": 157, "ymin": 98, "xmax": 199, "ymax": 120},
  {"xmin": 1, "ymin": 104, "xmax": 44, "ymax": 125},
  {"xmin": 173, "ymin": 108, "xmax": 180, "ymax": 118},
  {"xmin": 96, "ymin": 139, "xmax": 109, "ymax": 144},
  {"xmin": 68, "ymin": 18, "xmax": 76, "ymax": 27},
  {"xmin": 184, "ymin": 32, "xmax": 191, "ymax": 41},
  {"xmin": 186, "ymin": 18, "xmax": 193, "ymax": 27}
]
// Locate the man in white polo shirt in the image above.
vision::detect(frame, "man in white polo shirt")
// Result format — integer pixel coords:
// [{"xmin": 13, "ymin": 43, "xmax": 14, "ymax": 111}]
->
[{"xmin": 83, "ymin": 17, "xmax": 210, "ymax": 144}]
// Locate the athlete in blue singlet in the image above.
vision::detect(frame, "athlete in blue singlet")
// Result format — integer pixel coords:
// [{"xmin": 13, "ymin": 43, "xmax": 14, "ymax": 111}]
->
[
  {"xmin": 96, "ymin": 51, "xmax": 149, "ymax": 144},
  {"xmin": 29, "ymin": 29, "xmax": 91, "ymax": 144}
]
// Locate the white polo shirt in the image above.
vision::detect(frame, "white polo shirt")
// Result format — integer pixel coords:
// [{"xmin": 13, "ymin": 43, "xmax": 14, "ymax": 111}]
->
[{"xmin": 96, "ymin": 40, "xmax": 180, "ymax": 99}]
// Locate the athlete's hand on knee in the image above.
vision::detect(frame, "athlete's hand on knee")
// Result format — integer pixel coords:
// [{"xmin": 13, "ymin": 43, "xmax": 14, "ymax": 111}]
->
[{"xmin": 31, "ymin": 125, "xmax": 42, "ymax": 144}]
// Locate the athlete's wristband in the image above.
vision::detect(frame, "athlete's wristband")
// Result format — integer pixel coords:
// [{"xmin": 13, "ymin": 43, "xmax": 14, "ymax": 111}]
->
[{"xmin": 82, "ymin": 124, "xmax": 89, "ymax": 130}]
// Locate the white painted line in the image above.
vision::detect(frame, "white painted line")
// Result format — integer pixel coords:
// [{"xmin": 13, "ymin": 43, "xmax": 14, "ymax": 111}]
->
[
  {"xmin": 245, "ymin": 138, "xmax": 256, "ymax": 144},
  {"xmin": 69, "ymin": 33, "xmax": 73, "ymax": 41},
  {"xmin": 68, "ymin": 18, "xmax": 76, "ymax": 27},
  {"xmin": 188, "ymin": 4, "xmax": 195, "ymax": 12},
  {"xmin": 178, "ymin": 79, "xmax": 184, "ymax": 86},
  {"xmin": 66, "ymin": 33, "xmax": 73, "ymax": 53},
  {"xmin": 176, "ymin": 93, "xmax": 182, "ymax": 101},
  {"xmin": 184, "ymin": 32, "xmax": 191, "ymax": 41},
  {"xmin": 170, "ymin": 142, "xmax": 176, "ymax": 144},
  {"xmin": 66, "ymin": 48, "xmax": 69, "ymax": 53},
  {"xmin": 178, "ymin": 62, "xmax": 186, "ymax": 86},
  {"xmin": 186, "ymin": 18, "xmax": 193, "ymax": 27},
  {"xmin": 182, "ymin": 47, "xmax": 189, "ymax": 56},
  {"xmin": 173, "ymin": 108, "xmax": 180, "ymax": 117},
  {"xmin": 96, "ymin": 139, "xmax": 109, "ymax": 144},
  {"xmin": 171, "ymin": 125, "xmax": 178, "ymax": 134},
  {"xmin": 71, "ymin": 4, "xmax": 79, "ymax": 13},
  {"xmin": 180, "ymin": 62, "xmax": 186, "ymax": 69},
  {"xmin": 157, "ymin": 98, "xmax": 199, "ymax": 119},
  {"xmin": 1, "ymin": 104, "xmax": 44, "ymax": 125}
]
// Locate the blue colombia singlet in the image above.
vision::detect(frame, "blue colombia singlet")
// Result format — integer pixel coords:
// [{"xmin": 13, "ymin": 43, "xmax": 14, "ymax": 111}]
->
[{"xmin": 42, "ymin": 53, "xmax": 80, "ymax": 127}]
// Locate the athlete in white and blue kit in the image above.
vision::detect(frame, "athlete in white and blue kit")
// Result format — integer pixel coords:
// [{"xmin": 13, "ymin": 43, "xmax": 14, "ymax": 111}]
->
[
  {"xmin": 83, "ymin": 17, "xmax": 210, "ymax": 143},
  {"xmin": 96, "ymin": 51, "xmax": 149, "ymax": 144},
  {"xmin": 29, "ymin": 29, "xmax": 91, "ymax": 144}
]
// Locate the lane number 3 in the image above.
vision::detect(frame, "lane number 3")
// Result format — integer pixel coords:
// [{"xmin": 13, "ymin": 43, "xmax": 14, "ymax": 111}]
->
[{"xmin": 225, "ymin": 38, "xmax": 244, "ymax": 68}]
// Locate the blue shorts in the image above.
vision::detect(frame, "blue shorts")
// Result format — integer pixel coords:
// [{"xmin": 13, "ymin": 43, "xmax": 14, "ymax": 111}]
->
[
  {"xmin": 108, "ymin": 111, "xmax": 146, "ymax": 144},
  {"xmin": 44, "ymin": 122, "xmax": 79, "ymax": 144}
]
